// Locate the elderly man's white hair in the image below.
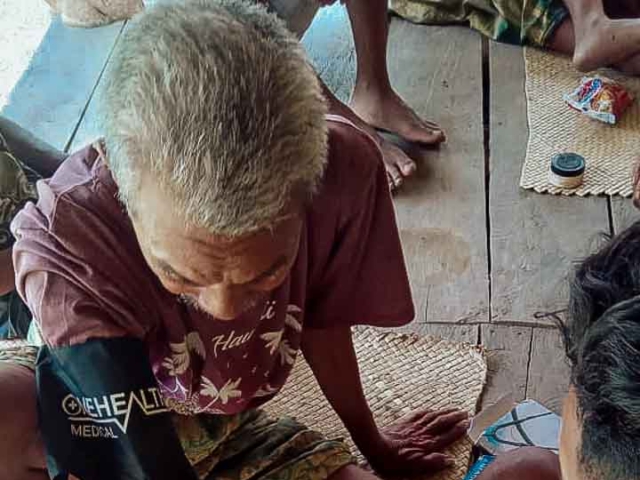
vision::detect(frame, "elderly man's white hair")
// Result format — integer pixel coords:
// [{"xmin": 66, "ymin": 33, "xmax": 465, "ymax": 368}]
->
[{"xmin": 100, "ymin": 0, "xmax": 327, "ymax": 236}]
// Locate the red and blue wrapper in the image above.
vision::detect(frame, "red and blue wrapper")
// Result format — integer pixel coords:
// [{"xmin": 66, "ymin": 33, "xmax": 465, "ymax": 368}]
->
[{"xmin": 564, "ymin": 76, "xmax": 633, "ymax": 125}]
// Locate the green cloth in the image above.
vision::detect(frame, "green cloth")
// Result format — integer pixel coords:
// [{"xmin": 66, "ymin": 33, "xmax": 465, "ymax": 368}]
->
[
  {"xmin": 0, "ymin": 130, "xmax": 40, "ymax": 340},
  {"xmin": 390, "ymin": 0, "xmax": 569, "ymax": 47},
  {"xmin": 175, "ymin": 411, "xmax": 353, "ymax": 480},
  {"xmin": 0, "ymin": 131, "xmax": 40, "ymax": 250}
]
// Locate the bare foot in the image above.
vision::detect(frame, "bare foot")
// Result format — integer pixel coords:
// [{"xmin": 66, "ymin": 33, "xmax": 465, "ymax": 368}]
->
[
  {"xmin": 380, "ymin": 140, "xmax": 416, "ymax": 190},
  {"xmin": 350, "ymin": 86, "xmax": 446, "ymax": 146},
  {"xmin": 322, "ymin": 87, "xmax": 417, "ymax": 190},
  {"xmin": 573, "ymin": 14, "xmax": 640, "ymax": 71}
]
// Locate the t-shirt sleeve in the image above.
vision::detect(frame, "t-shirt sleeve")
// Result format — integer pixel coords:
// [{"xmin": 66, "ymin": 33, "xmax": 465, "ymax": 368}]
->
[
  {"xmin": 37, "ymin": 338, "xmax": 198, "ymax": 480},
  {"xmin": 12, "ymin": 195, "xmax": 158, "ymax": 347},
  {"xmin": 304, "ymin": 124, "xmax": 415, "ymax": 329},
  {"xmin": 13, "ymin": 203, "xmax": 197, "ymax": 480}
]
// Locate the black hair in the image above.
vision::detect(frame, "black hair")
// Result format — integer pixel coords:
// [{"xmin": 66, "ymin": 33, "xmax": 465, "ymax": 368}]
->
[{"xmin": 562, "ymin": 220, "xmax": 640, "ymax": 480}]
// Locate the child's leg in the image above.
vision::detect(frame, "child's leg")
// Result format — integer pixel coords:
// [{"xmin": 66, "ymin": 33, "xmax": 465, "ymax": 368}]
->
[
  {"xmin": 347, "ymin": 0, "xmax": 446, "ymax": 148},
  {"xmin": 0, "ymin": 363, "xmax": 47, "ymax": 480}
]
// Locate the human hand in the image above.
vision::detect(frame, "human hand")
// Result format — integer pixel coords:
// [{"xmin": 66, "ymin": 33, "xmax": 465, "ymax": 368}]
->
[{"xmin": 356, "ymin": 408, "xmax": 470, "ymax": 478}]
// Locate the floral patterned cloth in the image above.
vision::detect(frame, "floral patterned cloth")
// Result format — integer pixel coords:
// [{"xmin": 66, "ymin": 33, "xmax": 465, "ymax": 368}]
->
[{"xmin": 390, "ymin": 0, "xmax": 569, "ymax": 47}]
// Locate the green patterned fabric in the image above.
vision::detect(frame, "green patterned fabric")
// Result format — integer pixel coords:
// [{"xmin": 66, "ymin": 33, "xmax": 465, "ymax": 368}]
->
[
  {"xmin": 0, "ymin": 132, "xmax": 40, "ymax": 250},
  {"xmin": 390, "ymin": 0, "xmax": 569, "ymax": 47},
  {"xmin": 0, "ymin": 131, "xmax": 41, "ymax": 340},
  {"xmin": 175, "ymin": 410, "xmax": 353, "ymax": 480}
]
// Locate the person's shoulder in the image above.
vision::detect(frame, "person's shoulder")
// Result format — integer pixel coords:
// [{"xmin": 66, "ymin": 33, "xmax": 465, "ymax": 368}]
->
[
  {"xmin": 11, "ymin": 141, "xmax": 137, "ymax": 287},
  {"xmin": 319, "ymin": 115, "xmax": 384, "ymax": 207},
  {"xmin": 12, "ymin": 143, "xmax": 161, "ymax": 346},
  {"xmin": 13, "ymin": 142, "xmax": 124, "ymax": 240}
]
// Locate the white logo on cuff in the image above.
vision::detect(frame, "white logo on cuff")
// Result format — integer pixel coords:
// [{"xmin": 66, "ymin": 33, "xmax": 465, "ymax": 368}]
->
[{"xmin": 63, "ymin": 388, "xmax": 169, "ymax": 439}]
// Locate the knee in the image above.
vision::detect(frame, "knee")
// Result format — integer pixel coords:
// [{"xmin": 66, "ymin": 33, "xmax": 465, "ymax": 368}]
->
[{"xmin": 476, "ymin": 447, "xmax": 561, "ymax": 480}]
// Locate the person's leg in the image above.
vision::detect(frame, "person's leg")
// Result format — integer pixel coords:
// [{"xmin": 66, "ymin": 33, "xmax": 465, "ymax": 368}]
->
[
  {"xmin": 347, "ymin": 0, "xmax": 446, "ymax": 149},
  {"xmin": 268, "ymin": 0, "xmax": 419, "ymax": 190},
  {"xmin": 0, "ymin": 363, "xmax": 47, "ymax": 480},
  {"xmin": 544, "ymin": 0, "xmax": 640, "ymax": 75},
  {"xmin": 558, "ymin": 0, "xmax": 640, "ymax": 71}
]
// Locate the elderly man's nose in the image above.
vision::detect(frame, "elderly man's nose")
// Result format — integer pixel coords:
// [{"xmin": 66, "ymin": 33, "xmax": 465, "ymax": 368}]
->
[{"xmin": 199, "ymin": 287, "xmax": 249, "ymax": 320}]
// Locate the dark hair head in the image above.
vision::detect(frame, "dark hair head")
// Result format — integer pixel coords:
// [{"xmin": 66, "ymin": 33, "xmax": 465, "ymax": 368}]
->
[{"xmin": 563, "ymin": 220, "xmax": 640, "ymax": 480}]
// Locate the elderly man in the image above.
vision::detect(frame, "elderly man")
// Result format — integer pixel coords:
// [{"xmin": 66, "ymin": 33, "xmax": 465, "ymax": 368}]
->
[
  {"xmin": 475, "ymin": 221, "xmax": 640, "ymax": 480},
  {"xmin": 1, "ymin": 1, "xmax": 468, "ymax": 479}
]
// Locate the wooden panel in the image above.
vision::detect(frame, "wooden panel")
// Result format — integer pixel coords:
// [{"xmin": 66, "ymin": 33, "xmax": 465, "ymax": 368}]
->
[
  {"xmin": 611, "ymin": 197, "xmax": 640, "ymax": 233},
  {"xmin": 301, "ymin": 5, "xmax": 355, "ymax": 103},
  {"xmin": 1, "ymin": 17, "xmax": 124, "ymax": 151},
  {"xmin": 480, "ymin": 324, "xmax": 531, "ymax": 409},
  {"xmin": 389, "ymin": 24, "xmax": 489, "ymax": 323},
  {"xmin": 69, "ymin": 65, "xmax": 111, "ymax": 151},
  {"xmin": 488, "ymin": 43, "xmax": 609, "ymax": 324},
  {"xmin": 526, "ymin": 327, "xmax": 570, "ymax": 414}
]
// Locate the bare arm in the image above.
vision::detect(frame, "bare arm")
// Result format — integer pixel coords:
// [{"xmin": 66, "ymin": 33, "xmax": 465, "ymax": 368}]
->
[
  {"xmin": 301, "ymin": 327, "xmax": 379, "ymax": 447},
  {"xmin": 302, "ymin": 326, "xmax": 470, "ymax": 477}
]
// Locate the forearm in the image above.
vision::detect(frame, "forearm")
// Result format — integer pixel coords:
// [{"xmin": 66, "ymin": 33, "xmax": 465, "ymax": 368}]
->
[{"xmin": 301, "ymin": 327, "xmax": 379, "ymax": 445}]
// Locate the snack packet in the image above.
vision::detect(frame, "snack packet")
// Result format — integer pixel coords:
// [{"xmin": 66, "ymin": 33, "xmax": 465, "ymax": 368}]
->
[{"xmin": 564, "ymin": 76, "xmax": 633, "ymax": 124}]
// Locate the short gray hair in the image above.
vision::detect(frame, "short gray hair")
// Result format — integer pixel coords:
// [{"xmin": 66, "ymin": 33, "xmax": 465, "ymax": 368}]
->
[{"xmin": 100, "ymin": 0, "xmax": 327, "ymax": 236}]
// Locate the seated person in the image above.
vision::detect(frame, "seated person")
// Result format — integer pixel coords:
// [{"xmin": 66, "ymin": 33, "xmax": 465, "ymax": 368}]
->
[
  {"xmin": 477, "ymin": 220, "xmax": 640, "ymax": 480},
  {"xmin": 1, "ymin": 2, "xmax": 468, "ymax": 479},
  {"xmin": 0, "ymin": 117, "xmax": 64, "ymax": 339},
  {"xmin": 392, "ymin": 0, "xmax": 640, "ymax": 75}
]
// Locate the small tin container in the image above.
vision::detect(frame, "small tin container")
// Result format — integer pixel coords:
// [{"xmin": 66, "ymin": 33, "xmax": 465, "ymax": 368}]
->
[{"xmin": 549, "ymin": 153, "xmax": 585, "ymax": 189}]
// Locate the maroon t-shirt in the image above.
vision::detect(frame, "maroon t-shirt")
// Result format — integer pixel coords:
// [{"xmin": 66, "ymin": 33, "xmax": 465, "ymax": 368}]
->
[{"xmin": 12, "ymin": 115, "xmax": 414, "ymax": 415}]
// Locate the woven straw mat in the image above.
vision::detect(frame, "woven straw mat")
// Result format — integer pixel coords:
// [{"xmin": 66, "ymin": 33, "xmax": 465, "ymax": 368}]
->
[
  {"xmin": 0, "ymin": 339, "xmax": 38, "ymax": 370},
  {"xmin": 264, "ymin": 327, "xmax": 487, "ymax": 480},
  {"xmin": 520, "ymin": 47, "xmax": 640, "ymax": 196}
]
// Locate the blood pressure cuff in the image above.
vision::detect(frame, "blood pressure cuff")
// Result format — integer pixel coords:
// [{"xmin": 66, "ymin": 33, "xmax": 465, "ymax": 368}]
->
[{"xmin": 36, "ymin": 337, "xmax": 198, "ymax": 480}]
